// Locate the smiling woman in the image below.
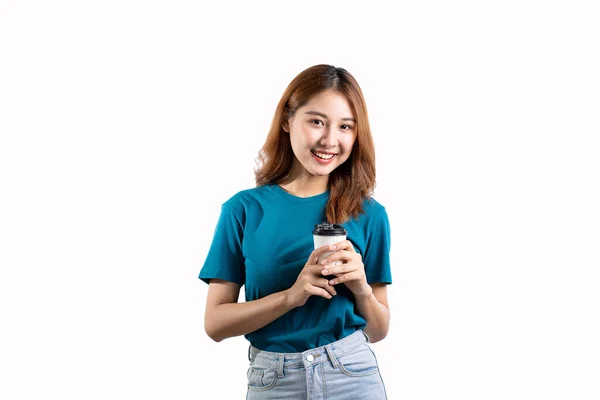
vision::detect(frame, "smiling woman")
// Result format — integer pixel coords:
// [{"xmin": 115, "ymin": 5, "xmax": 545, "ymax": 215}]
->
[
  {"xmin": 199, "ymin": 64, "xmax": 391, "ymax": 399},
  {"xmin": 256, "ymin": 65, "xmax": 377, "ymax": 223},
  {"xmin": 284, "ymin": 90, "xmax": 357, "ymax": 174}
]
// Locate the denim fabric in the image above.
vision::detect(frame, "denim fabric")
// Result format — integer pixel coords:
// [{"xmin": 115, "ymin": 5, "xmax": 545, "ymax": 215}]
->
[{"xmin": 246, "ymin": 330, "xmax": 387, "ymax": 400}]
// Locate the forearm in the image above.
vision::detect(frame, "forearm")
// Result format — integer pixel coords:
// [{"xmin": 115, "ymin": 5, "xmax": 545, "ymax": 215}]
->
[
  {"xmin": 354, "ymin": 289, "xmax": 390, "ymax": 343},
  {"xmin": 205, "ymin": 290, "xmax": 294, "ymax": 342}
]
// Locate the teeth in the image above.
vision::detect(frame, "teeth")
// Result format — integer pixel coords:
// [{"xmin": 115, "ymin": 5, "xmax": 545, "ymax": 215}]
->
[{"xmin": 312, "ymin": 151, "xmax": 335, "ymax": 160}]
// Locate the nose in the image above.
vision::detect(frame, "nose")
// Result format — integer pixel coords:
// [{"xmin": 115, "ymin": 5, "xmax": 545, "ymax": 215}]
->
[{"xmin": 319, "ymin": 126, "xmax": 337, "ymax": 148}]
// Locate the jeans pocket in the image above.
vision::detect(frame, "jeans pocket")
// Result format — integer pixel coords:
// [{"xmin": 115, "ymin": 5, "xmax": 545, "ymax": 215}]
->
[
  {"xmin": 338, "ymin": 343, "xmax": 380, "ymax": 377},
  {"xmin": 247, "ymin": 366, "xmax": 278, "ymax": 391}
]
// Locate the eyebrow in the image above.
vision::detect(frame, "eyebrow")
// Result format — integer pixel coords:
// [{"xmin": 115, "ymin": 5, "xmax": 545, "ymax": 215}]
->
[{"xmin": 304, "ymin": 110, "xmax": 356, "ymax": 122}]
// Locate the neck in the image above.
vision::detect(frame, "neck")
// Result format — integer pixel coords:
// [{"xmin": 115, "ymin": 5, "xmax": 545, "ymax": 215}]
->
[{"xmin": 278, "ymin": 163, "xmax": 329, "ymax": 198}]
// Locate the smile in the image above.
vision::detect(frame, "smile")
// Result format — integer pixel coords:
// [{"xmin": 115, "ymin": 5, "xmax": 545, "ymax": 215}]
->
[{"xmin": 311, "ymin": 150, "xmax": 336, "ymax": 160}]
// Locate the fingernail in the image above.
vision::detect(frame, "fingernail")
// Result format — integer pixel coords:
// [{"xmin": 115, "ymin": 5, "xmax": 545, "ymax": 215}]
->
[
  {"xmin": 330, "ymin": 244, "xmax": 336, "ymax": 250},
  {"xmin": 329, "ymin": 280, "xmax": 336, "ymax": 285},
  {"xmin": 322, "ymin": 270, "xmax": 328, "ymax": 275},
  {"xmin": 321, "ymin": 259, "xmax": 328, "ymax": 265}
]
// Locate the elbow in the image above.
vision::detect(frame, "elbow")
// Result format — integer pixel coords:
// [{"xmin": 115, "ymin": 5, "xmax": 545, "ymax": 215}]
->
[
  {"xmin": 205, "ymin": 326, "xmax": 223, "ymax": 343},
  {"xmin": 367, "ymin": 331, "xmax": 388, "ymax": 344},
  {"xmin": 204, "ymin": 314, "xmax": 224, "ymax": 342},
  {"xmin": 365, "ymin": 322, "xmax": 390, "ymax": 344}
]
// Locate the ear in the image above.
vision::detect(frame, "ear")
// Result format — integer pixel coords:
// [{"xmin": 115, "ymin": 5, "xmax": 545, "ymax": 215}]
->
[{"xmin": 282, "ymin": 120, "xmax": 289, "ymax": 133}]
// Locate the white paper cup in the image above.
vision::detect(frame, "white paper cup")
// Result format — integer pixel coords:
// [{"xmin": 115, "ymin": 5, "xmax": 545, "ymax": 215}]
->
[{"xmin": 313, "ymin": 223, "xmax": 348, "ymax": 265}]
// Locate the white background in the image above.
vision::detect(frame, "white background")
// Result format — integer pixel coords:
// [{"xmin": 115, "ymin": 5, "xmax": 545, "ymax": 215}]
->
[{"xmin": 1, "ymin": 1, "xmax": 599, "ymax": 399}]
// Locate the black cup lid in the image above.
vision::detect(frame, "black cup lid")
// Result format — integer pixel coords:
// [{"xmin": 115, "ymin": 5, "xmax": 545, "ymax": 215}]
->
[{"xmin": 313, "ymin": 222, "xmax": 347, "ymax": 236}]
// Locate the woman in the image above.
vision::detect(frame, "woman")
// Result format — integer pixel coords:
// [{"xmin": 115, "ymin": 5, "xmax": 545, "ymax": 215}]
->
[{"xmin": 199, "ymin": 64, "xmax": 392, "ymax": 399}]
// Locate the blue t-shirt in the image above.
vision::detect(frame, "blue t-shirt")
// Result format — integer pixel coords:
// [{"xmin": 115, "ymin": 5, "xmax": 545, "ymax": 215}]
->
[{"xmin": 199, "ymin": 184, "xmax": 392, "ymax": 352}]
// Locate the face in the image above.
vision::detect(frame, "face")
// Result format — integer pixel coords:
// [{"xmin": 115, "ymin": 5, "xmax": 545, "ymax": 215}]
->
[{"xmin": 284, "ymin": 90, "xmax": 357, "ymax": 178}]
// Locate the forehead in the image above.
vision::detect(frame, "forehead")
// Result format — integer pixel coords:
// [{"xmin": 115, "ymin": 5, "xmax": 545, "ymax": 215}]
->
[{"xmin": 300, "ymin": 90, "xmax": 355, "ymax": 118}]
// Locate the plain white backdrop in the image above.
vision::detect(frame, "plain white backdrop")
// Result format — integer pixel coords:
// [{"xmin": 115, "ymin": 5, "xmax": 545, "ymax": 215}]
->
[{"xmin": 1, "ymin": 1, "xmax": 599, "ymax": 399}]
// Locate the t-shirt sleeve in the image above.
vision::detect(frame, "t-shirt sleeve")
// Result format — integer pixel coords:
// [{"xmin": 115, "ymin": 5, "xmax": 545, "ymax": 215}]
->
[
  {"xmin": 363, "ymin": 208, "xmax": 392, "ymax": 284},
  {"xmin": 198, "ymin": 203, "xmax": 245, "ymax": 285}
]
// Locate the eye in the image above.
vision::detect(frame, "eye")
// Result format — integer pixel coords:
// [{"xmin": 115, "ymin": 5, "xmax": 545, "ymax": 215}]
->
[
  {"xmin": 341, "ymin": 124, "xmax": 354, "ymax": 130},
  {"xmin": 311, "ymin": 120, "xmax": 324, "ymax": 126}
]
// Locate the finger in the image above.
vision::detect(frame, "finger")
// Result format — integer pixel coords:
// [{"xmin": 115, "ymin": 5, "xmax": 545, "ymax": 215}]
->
[
  {"xmin": 329, "ymin": 271, "xmax": 363, "ymax": 285},
  {"xmin": 309, "ymin": 244, "xmax": 339, "ymax": 264},
  {"xmin": 319, "ymin": 250, "xmax": 357, "ymax": 265},
  {"xmin": 331, "ymin": 240, "xmax": 357, "ymax": 252},
  {"xmin": 321, "ymin": 262, "xmax": 355, "ymax": 277},
  {"xmin": 309, "ymin": 285, "xmax": 334, "ymax": 300},
  {"xmin": 315, "ymin": 278, "xmax": 337, "ymax": 296}
]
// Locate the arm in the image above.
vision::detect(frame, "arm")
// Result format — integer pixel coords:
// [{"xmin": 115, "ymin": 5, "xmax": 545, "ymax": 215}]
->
[
  {"xmin": 319, "ymin": 240, "xmax": 391, "ymax": 343},
  {"xmin": 204, "ymin": 279, "xmax": 294, "ymax": 342},
  {"xmin": 353, "ymin": 283, "xmax": 390, "ymax": 343},
  {"xmin": 204, "ymin": 244, "xmax": 339, "ymax": 342}
]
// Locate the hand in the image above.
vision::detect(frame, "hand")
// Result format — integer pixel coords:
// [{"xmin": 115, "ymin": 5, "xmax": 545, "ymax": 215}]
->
[
  {"xmin": 286, "ymin": 244, "xmax": 339, "ymax": 308},
  {"xmin": 319, "ymin": 240, "xmax": 372, "ymax": 297}
]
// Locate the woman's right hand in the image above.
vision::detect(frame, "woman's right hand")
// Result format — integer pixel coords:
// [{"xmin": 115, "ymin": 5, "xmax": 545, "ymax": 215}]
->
[{"xmin": 285, "ymin": 244, "xmax": 338, "ymax": 308}]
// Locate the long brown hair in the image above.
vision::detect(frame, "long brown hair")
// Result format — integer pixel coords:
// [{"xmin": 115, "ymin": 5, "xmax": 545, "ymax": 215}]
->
[{"xmin": 254, "ymin": 64, "xmax": 376, "ymax": 224}]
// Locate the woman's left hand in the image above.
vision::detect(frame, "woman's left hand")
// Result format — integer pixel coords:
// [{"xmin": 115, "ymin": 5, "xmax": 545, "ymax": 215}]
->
[{"xmin": 319, "ymin": 240, "xmax": 372, "ymax": 297}]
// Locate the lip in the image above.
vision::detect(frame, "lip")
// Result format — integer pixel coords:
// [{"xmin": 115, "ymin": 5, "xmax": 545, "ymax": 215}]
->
[
  {"xmin": 312, "ymin": 150, "xmax": 338, "ymax": 155},
  {"xmin": 311, "ymin": 150, "xmax": 336, "ymax": 165}
]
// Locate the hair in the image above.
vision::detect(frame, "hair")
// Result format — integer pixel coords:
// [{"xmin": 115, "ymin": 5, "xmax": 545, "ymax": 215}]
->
[{"xmin": 254, "ymin": 64, "xmax": 376, "ymax": 224}]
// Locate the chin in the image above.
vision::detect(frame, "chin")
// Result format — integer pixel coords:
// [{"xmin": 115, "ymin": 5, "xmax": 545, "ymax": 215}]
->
[
  {"xmin": 300, "ymin": 157, "xmax": 342, "ymax": 177},
  {"xmin": 311, "ymin": 171, "xmax": 332, "ymax": 177},
  {"xmin": 311, "ymin": 166, "xmax": 337, "ymax": 176}
]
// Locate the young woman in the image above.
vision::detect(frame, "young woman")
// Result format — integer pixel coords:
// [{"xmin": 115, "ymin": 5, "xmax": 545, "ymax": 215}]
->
[{"xmin": 199, "ymin": 64, "xmax": 392, "ymax": 399}]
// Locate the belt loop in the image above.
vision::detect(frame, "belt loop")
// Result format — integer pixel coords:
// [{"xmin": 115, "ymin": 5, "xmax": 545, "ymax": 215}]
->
[
  {"xmin": 325, "ymin": 344, "xmax": 340, "ymax": 369},
  {"xmin": 362, "ymin": 330, "xmax": 370, "ymax": 343},
  {"xmin": 248, "ymin": 345, "xmax": 252, "ymax": 362},
  {"xmin": 277, "ymin": 353, "xmax": 284, "ymax": 378}
]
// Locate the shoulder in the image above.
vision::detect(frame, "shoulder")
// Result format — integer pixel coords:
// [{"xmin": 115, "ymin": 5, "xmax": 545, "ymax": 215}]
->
[
  {"xmin": 345, "ymin": 196, "xmax": 390, "ymax": 232},
  {"xmin": 361, "ymin": 196, "xmax": 388, "ymax": 219},
  {"xmin": 223, "ymin": 185, "xmax": 272, "ymax": 205},
  {"xmin": 221, "ymin": 185, "xmax": 273, "ymax": 215},
  {"xmin": 343, "ymin": 196, "xmax": 389, "ymax": 231},
  {"xmin": 344, "ymin": 196, "xmax": 391, "ymax": 255}
]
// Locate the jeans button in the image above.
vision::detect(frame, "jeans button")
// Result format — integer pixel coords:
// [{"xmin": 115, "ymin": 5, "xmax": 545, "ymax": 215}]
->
[{"xmin": 306, "ymin": 354, "xmax": 314, "ymax": 363}]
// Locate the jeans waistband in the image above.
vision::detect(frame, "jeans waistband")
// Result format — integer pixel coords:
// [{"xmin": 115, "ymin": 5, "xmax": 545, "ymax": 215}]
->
[{"xmin": 248, "ymin": 330, "xmax": 369, "ymax": 377}]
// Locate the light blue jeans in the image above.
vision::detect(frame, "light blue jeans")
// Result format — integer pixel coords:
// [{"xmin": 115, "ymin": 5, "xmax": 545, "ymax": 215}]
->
[{"xmin": 246, "ymin": 330, "xmax": 387, "ymax": 399}]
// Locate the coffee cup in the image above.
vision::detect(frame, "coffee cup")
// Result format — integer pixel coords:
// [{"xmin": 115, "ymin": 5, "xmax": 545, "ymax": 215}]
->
[{"xmin": 313, "ymin": 223, "xmax": 347, "ymax": 271}]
